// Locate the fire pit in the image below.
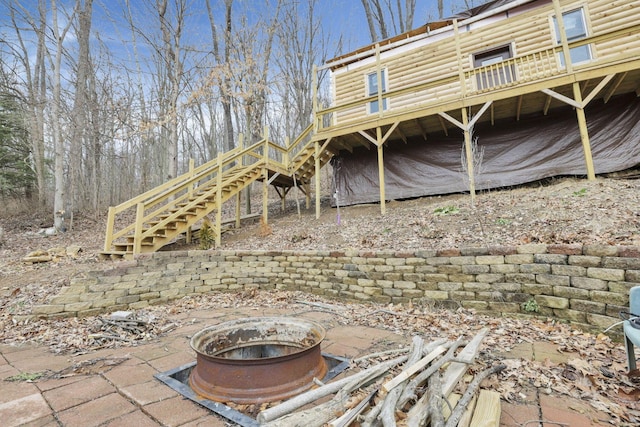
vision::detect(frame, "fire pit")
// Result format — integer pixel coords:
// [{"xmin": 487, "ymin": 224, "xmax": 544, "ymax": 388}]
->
[{"xmin": 189, "ymin": 317, "xmax": 327, "ymax": 404}]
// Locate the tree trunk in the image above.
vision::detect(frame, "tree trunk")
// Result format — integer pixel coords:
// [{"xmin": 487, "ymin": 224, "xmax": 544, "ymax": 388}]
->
[
  {"xmin": 50, "ymin": 0, "xmax": 75, "ymax": 230},
  {"xmin": 70, "ymin": 0, "xmax": 93, "ymax": 219}
]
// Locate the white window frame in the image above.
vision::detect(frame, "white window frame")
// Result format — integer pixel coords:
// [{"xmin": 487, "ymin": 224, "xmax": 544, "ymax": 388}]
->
[
  {"xmin": 366, "ymin": 69, "xmax": 388, "ymax": 114},
  {"xmin": 551, "ymin": 7, "xmax": 593, "ymax": 68}
]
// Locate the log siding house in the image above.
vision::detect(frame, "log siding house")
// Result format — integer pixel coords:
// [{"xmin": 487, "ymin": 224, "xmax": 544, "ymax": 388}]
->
[{"xmin": 309, "ymin": 0, "xmax": 640, "ymax": 213}]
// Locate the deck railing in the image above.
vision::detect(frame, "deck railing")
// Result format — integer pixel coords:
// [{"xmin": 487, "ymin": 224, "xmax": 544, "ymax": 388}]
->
[{"xmin": 315, "ymin": 22, "xmax": 640, "ymax": 132}]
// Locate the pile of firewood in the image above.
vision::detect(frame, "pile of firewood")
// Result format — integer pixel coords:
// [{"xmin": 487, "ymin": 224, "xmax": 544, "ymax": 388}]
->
[{"xmin": 256, "ymin": 328, "xmax": 504, "ymax": 427}]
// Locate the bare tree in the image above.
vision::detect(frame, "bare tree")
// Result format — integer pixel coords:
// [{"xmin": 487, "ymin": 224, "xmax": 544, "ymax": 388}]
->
[
  {"xmin": 49, "ymin": 0, "xmax": 77, "ymax": 231},
  {"xmin": 69, "ymin": 0, "xmax": 94, "ymax": 225},
  {"xmin": 156, "ymin": 0, "xmax": 185, "ymax": 181},
  {"xmin": 275, "ymin": 0, "xmax": 332, "ymax": 140},
  {"xmin": 360, "ymin": 0, "xmax": 417, "ymax": 42},
  {"xmin": 206, "ymin": 0, "xmax": 235, "ymax": 153}
]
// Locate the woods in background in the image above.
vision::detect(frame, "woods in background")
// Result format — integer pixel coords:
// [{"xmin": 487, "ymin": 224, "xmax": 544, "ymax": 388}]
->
[{"xmin": 0, "ymin": 0, "xmax": 486, "ymax": 226}]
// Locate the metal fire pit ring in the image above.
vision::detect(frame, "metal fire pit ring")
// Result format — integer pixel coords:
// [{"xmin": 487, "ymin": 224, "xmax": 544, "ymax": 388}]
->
[{"xmin": 189, "ymin": 317, "xmax": 327, "ymax": 404}]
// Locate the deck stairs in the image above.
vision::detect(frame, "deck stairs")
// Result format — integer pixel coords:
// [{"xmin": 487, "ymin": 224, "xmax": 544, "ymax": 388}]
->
[{"xmin": 101, "ymin": 125, "xmax": 333, "ymax": 260}]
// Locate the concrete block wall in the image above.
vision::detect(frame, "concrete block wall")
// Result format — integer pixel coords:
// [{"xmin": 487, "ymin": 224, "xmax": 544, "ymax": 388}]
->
[{"xmin": 33, "ymin": 244, "xmax": 640, "ymax": 333}]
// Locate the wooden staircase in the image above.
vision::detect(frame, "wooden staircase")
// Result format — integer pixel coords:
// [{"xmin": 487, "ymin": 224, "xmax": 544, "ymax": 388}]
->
[{"xmin": 101, "ymin": 125, "xmax": 332, "ymax": 260}]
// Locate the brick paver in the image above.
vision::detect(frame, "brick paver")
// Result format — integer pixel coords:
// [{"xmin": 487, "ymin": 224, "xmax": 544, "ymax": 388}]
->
[
  {"xmin": 540, "ymin": 394, "xmax": 613, "ymax": 426},
  {"xmin": 0, "ymin": 307, "xmax": 619, "ymax": 427},
  {"xmin": 500, "ymin": 401, "xmax": 540, "ymax": 426},
  {"xmin": 0, "ymin": 393, "xmax": 52, "ymax": 427},
  {"xmin": 101, "ymin": 410, "xmax": 159, "ymax": 427},
  {"xmin": 101, "ymin": 359, "xmax": 158, "ymax": 387},
  {"xmin": 120, "ymin": 379, "xmax": 177, "ymax": 406},
  {"xmin": 43, "ymin": 375, "xmax": 114, "ymax": 412},
  {"xmin": 143, "ymin": 395, "xmax": 211, "ymax": 427},
  {"xmin": 0, "ymin": 380, "xmax": 41, "ymax": 405},
  {"xmin": 56, "ymin": 392, "xmax": 137, "ymax": 427}
]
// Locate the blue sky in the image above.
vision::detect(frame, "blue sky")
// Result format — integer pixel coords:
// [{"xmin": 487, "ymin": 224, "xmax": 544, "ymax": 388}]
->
[{"xmin": 1, "ymin": 1, "xmax": 462, "ymax": 60}]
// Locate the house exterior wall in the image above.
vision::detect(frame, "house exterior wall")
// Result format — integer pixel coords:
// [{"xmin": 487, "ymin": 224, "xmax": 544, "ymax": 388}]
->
[{"xmin": 329, "ymin": 0, "xmax": 640, "ymax": 126}]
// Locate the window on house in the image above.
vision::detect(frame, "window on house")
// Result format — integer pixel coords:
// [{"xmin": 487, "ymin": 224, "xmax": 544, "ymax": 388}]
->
[
  {"xmin": 367, "ymin": 70, "xmax": 387, "ymax": 114},
  {"xmin": 473, "ymin": 45, "xmax": 514, "ymax": 90},
  {"xmin": 553, "ymin": 8, "xmax": 592, "ymax": 67}
]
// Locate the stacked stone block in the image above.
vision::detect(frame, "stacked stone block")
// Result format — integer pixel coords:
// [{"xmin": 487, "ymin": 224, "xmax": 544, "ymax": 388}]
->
[{"xmin": 32, "ymin": 244, "xmax": 640, "ymax": 333}]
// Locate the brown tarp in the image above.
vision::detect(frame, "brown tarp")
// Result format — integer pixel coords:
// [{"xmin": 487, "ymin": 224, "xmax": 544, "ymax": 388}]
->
[{"xmin": 331, "ymin": 94, "xmax": 640, "ymax": 206}]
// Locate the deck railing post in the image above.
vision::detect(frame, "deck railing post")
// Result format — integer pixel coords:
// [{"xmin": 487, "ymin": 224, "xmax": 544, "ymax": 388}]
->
[
  {"xmin": 133, "ymin": 202, "xmax": 144, "ymax": 255},
  {"xmin": 186, "ymin": 158, "xmax": 195, "ymax": 244},
  {"xmin": 375, "ymin": 43, "xmax": 383, "ymax": 118},
  {"xmin": 215, "ymin": 151, "xmax": 223, "ymax": 248},
  {"xmin": 312, "ymin": 65, "xmax": 319, "ymax": 130},
  {"xmin": 262, "ymin": 127, "xmax": 270, "ymax": 225},
  {"xmin": 453, "ymin": 19, "xmax": 467, "ymax": 96},
  {"xmin": 103, "ymin": 206, "xmax": 115, "ymax": 252},
  {"xmin": 552, "ymin": 0, "xmax": 573, "ymax": 74},
  {"xmin": 235, "ymin": 133, "xmax": 244, "ymax": 229}
]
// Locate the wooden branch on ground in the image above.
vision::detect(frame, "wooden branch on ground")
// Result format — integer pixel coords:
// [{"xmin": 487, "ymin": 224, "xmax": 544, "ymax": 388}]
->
[
  {"xmin": 328, "ymin": 389, "xmax": 377, "ymax": 427},
  {"xmin": 398, "ymin": 337, "xmax": 465, "ymax": 408},
  {"xmin": 405, "ymin": 329, "xmax": 488, "ymax": 426},
  {"xmin": 382, "ymin": 344, "xmax": 447, "ymax": 393},
  {"xmin": 428, "ymin": 372, "xmax": 445, "ymax": 427},
  {"xmin": 258, "ymin": 355, "xmax": 408, "ymax": 425},
  {"xmin": 353, "ymin": 348, "xmax": 410, "ymax": 364},
  {"xmin": 361, "ymin": 336, "xmax": 428, "ymax": 427},
  {"xmin": 261, "ymin": 329, "xmax": 493, "ymax": 427}
]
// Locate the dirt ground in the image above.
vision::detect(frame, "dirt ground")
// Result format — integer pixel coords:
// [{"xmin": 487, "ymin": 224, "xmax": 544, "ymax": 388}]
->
[{"xmin": 1, "ymin": 174, "xmax": 640, "ymax": 423}]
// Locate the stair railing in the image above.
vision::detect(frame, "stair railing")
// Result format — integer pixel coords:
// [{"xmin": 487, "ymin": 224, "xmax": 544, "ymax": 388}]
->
[{"xmin": 104, "ymin": 124, "xmax": 323, "ymax": 255}]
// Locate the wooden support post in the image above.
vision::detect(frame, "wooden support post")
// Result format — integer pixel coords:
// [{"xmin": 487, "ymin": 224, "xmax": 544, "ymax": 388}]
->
[
  {"xmin": 377, "ymin": 127, "xmax": 386, "ymax": 215},
  {"xmin": 215, "ymin": 152, "xmax": 223, "ymax": 248},
  {"xmin": 186, "ymin": 158, "xmax": 195, "ymax": 244},
  {"xmin": 235, "ymin": 134, "xmax": 244, "ymax": 229},
  {"xmin": 572, "ymin": 82, "xmax": 596, "ymax": 180},
  {"xmin": 263, "ymin": 167, "xmax": 269, "ymax": 224},
  {"xmin": 315, "ymin": 141, "xmax": 321, "ymax": 219},
  {"xmin": 461, "ymin": 108, "xmax": 476, "ymax": 204},
  {"xmin": 134, "ymin": 202, "xmax": 144, "ymax": 255},
  {"xmin": 263, "ymin": 128, "xmax": 270, "ymax": 225},
  {"xmin": 104, "ymin": 206, "xmax": 115, "ymax": 252}
]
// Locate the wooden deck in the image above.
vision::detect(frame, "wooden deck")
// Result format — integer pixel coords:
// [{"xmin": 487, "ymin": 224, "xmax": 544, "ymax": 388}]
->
[{"xmin": 307, "ymin": 0, "xmax": 640, "ymax": 212}]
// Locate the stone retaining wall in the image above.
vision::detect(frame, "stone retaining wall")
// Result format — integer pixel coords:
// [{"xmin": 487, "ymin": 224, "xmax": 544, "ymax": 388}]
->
[{"xmin": 34, "ymin": 244, "xmax": 640, "ymax": 333}]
